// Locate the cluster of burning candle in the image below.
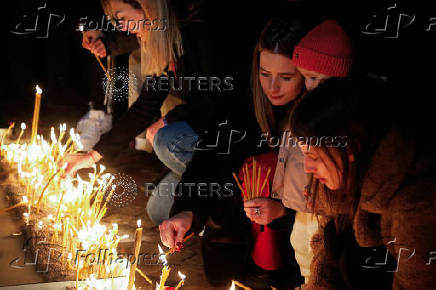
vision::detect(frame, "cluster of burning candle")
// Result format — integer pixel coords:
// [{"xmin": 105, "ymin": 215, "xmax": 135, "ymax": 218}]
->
[
  {"xmin": 0, "ymin": 85, "xmax": 192, "ymax": 290},
  {"xmin": 0, "ymin": 124, "xmax": 133, "ymax": 287},
  {"xmin": 0, "ymin": 85, "xmax": 256, "ymax": 289}
]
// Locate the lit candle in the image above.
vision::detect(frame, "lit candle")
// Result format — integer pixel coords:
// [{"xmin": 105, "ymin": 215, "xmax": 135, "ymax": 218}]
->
[
  {"xmin": 232, "ymin": 280, "xmax": 252, "ymax": 290},
  {"xmin": 16, "ymin": 123, "xmax": 26, "ymax": 144},
  {"xmin": 31, "ymin": 85, "xmax": 42, "ymax": 143},
  {"xmin": 230, "ymin": 281, "xmax": 235, "ymax": 290},
  {"xmin": 158, "ymin": 244, "xmax": 171, "ymax": 290},
  {"xmin": 127, "ymin": 219, "xmax": 143, "ymax": 290},
  {"xmin": 175, "ymin": 271, "xmax": 186, "ymax": 290}
]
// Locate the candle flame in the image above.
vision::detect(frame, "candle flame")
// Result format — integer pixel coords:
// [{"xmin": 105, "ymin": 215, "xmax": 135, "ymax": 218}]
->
[
  {"xmin": 21, "ymin": 123, "xmax": 26, "ymax": 130},
  {"xmin": 158, "ymin": 244, "xmax": 168, "ymax": 266},
  {"xmin": 178, "ymin": 271, "xmax": 186, "ymax": 280},
  {"xmin": 230, "ymin": 281, "xmax": 235, "ymax": 290},
  {"xmin": 35, "ymin": 85, "xmax": 42, "ymax": 94},
  {"xmin": 137, "ymin": 219, "xmax": 142, "ymax": 228}
]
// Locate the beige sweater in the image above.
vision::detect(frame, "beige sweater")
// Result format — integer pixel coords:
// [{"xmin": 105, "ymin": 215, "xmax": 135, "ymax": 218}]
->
[{"xmin": 272, "ymin": 142, "xmax": 315, "ymax": 281}]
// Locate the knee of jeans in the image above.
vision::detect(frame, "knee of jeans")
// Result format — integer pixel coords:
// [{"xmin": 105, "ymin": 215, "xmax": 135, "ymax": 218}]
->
[
  {"xmin": 153, "ymin": 127, "xmax": 171, "ymax": 155},
  {"xmin": 146, "ymin": 196, "xmax": 168, "ymax": 226}
]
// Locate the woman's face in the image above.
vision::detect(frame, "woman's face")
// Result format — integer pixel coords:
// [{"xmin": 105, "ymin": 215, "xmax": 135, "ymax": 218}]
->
[
  {"xmin": 299, "ymin": 144, "xmax": 343, "ymax": 190},
  {"xmin": 297, "ymin": 67, "xmax": 331, "ymax": 92},
  {"xmin": 109, "ymin": 0, "xmax": 148, "ymax": 38},
  {"xmin": 259, "ymin": 50, "xmax": 304, "ymax": 106}
]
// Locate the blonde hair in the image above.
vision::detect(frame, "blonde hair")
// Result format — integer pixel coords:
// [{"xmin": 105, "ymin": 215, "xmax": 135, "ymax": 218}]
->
[
  {"xmin": 101, "ymin": 0, "xmax": 183, "ymax": 76},
  {"xmin": 138, "ymin": 0, "xmax": 183, "ymax": 76}
]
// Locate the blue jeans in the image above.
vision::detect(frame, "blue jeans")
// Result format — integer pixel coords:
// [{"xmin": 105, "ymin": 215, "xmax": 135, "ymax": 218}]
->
[
  {"xmin": 153, "ymin": 121, "xmax": 199, "ymax": 176},
  {"xmin": 146, "ymin": 121, "xmax": 199, "ymax": 225}
]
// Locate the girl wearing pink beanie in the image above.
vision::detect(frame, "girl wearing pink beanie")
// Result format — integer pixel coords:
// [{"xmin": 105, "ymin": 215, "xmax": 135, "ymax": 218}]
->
[
  {"xmin": 282, "ymin": 20, "xmax": 353, "ymax": 288},
  {"xmin": 292, "ymin": 20, "xmax": 353, "ymax": 91}
]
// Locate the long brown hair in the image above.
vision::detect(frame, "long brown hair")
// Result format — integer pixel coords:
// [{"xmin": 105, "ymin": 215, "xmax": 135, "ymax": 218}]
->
[
  {"xmin": 251, "ymin": 17, "xmax": 319, "ymax": 139},
  {"xmin": 290, "ymin": 78, "xmax": 390, "ymax": 230}
]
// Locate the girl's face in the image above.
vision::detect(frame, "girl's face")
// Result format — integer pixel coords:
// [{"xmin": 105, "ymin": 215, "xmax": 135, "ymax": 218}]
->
[
  {"xmin": 297, "ymin": 67, "xmax": 331, "ymax": 92},
  {"xmin": 299, "ymin": 144, "xmax": 343, "ymax": 190},
  {"xmin": 259, "ymin": 50, "xmax": 304, "ymax": 106},
  {"xmin": 109, "ymin": 0, "xmax": 148, "ymax": 39}
]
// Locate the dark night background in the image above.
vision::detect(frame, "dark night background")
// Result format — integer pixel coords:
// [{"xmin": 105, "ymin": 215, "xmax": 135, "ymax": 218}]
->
[{"xmin": 1, "ymin": 0, "xmax": 435, "ymax": 138}]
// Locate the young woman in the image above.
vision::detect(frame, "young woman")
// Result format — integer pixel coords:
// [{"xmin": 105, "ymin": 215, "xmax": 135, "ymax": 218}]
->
[
  {"xmin": 290, "ymin": 77, "xmax": 436, "ymax": 289},
  {"xmin": 159, "ymin": 16, "xmax": 321, "ymax": 288},
  {"xmin": 62, "ymin": 0, "xmax": 237, "ymax": 224},
  {"xmin": 272, "ymin": 19, "xmax": 353, "ymax": 288}
]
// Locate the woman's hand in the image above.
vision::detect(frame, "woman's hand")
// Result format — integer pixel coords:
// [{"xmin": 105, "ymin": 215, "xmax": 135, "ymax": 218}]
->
[
  {"xmin": 146, "ymin": 117, "xmax": 166, "ymax": 146},
  {"xmin": 159, "ymin": 211, "xmax": 193, "ymax": 248},
  {"xmin": 82, "ymin": 31, "xmax": 107, "ymax": 58},
  {"xmin": 60, "ymin": 150, "xmax": 102, "ymax": 178},
  {"xmin": 244, "ymin": 198, "xmax": 286, "ymax": 225}
]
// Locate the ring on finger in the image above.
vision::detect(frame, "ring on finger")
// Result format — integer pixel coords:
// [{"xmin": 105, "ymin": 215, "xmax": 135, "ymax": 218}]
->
[{"xmin": 255, "ymin": 208, "xmax": 261, "ymax": 216}]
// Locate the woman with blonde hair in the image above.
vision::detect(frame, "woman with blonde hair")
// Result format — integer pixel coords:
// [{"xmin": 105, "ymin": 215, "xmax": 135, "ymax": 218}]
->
[{"xmin": 63, "ymin": 0, "xmax": 233, "ymax": 224}]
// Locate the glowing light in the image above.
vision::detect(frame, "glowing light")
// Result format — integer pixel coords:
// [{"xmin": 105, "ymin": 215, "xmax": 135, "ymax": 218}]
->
[
  {"xmin": 178, "ymin": 271, "xmax": 186, "ymax": 280},
  {"xmin": 230, "ymin": 281, "xmax": 235, "ymax": 290}
]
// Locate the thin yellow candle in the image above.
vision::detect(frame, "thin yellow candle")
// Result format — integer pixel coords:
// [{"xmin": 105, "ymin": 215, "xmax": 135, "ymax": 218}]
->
[
  {"xmin": 256, "ymin": 166, "xmax": 261, "ymax": 198},
  {"xmin": 135, "ymin": 267, "xmax": 153, "ymax": 284},
  {"xmin": 175, "ymin": 271, "xmax": 186, "ymax": 290},
  {"xmin": 31, "ymin": 85, "xmax": 42, "ymax": 143},
  {"xmin": 260, "ymin": 168, "xmax": 271, "ymax": 194},
  {"xmin": 158, "ymin": 244, "xmax": 171, "ymax": 290},
  {"xmin": 230, "ymin": 281, "xmax": 235, "ymax": 290},
  {"xmin": 252, "ymin": 158, "xmax": 256, "ymax": 199},
  {"xmin": 127, "ymin": 219, "xmax": 143, "ymax": 290},
  {"xmin": 232, "ymin": 280, "xmax": 252, "ymax": 290},
  {"xmin": 243, "ymin": 165, "xmax": 251, "ymax": 200},
  {"xmin": 16, "ymin": 123, "xmax": 26, "ymax": 144}
]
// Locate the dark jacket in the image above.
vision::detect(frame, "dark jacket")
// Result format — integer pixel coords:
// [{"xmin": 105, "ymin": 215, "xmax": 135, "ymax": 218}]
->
[{"xmin": 309, "ymin": 128, "xmax": 436, "ymax": 289}]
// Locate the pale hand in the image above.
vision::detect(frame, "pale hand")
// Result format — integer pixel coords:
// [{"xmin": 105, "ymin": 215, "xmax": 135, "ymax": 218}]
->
[
  {"xmin": 146, "ymin": 117, "xmax": 166, "ymax": 146},
  {"xmin": 82, "ymin": 31, "xmax": 107, "ymax": 58},
  {"xmin": 61, "ymin": 151, "xmax": 102, "ymax": 178},
  {"xmin": 159, "ymin": 211, "xmax": 193, "ymax": 248},
  {"xmin": 244, "ymin": 198, "xmax": 286, "ymax": 225}
]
